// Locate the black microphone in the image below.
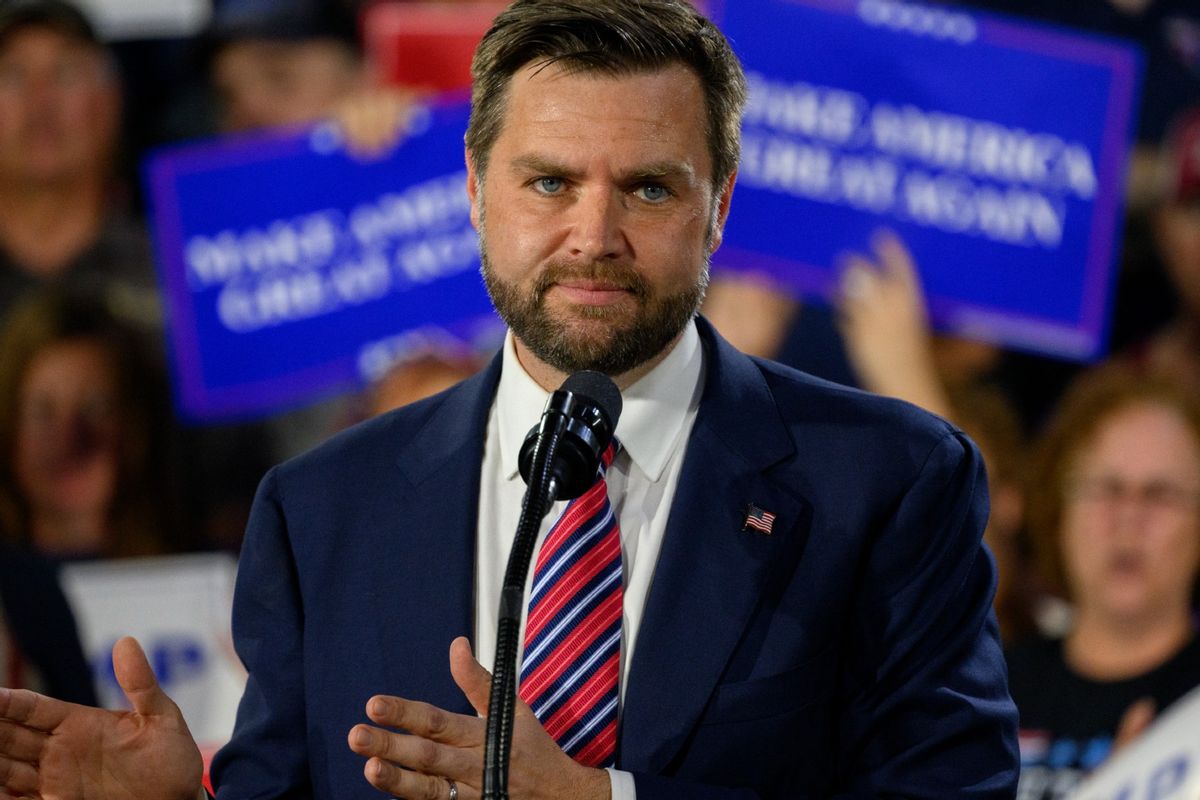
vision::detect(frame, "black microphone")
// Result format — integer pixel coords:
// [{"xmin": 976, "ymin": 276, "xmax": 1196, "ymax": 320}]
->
[
  {"xmin": 483, "ymin": 371, "xmax": 622, "ymax": 799},
  {"xmin": 518, "ymin": 370, "xmax": 622, "ymax": 500}
]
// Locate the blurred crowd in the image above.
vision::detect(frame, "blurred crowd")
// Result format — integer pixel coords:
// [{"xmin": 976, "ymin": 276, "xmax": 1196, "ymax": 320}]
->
[{"xmin": 0, "ymin": 0, "xmax": 1197, "ymax": 798}]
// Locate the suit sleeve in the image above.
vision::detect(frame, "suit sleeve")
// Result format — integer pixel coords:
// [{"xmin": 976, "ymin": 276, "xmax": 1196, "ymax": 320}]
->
[
  {"xmin": 631, "ymin": 429, "xmax": 1017, "ymax": 799},
  {"xmin": 832, "ymin": 429, "xmax": 1017, "ymax": 797},
  {"xmin": 210, "ymin": 468, "xmax": 314, "ymax": 798}
]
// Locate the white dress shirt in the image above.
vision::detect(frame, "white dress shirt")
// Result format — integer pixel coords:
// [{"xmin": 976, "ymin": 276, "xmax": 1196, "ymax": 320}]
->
[{"xmin": 475, "ymin": 320, "xmax": 705, "ymax": 799}]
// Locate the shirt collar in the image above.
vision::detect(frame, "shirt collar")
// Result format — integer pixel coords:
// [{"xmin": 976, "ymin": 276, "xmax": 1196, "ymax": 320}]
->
[{"xmin": 495, "ymin": 320, "xmax": 704, "ymax": 482}]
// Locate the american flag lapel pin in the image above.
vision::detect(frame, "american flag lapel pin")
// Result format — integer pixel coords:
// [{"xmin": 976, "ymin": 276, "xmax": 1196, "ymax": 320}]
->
[{"xmin": 742, "ymin": 504, "xmax": 776, "ymax": 535}]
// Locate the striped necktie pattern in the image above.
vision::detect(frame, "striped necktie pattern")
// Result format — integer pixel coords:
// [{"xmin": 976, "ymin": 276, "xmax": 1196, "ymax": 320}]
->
[{"xmin": 519, "ymin": 441, "xmax": 622, "ymax": 767}]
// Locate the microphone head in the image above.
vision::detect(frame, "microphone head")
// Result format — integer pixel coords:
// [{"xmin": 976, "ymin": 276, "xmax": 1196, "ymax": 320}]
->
[
  {"xmin": 560, "ymin": 370, "xmax": 622, "ymax": 433},
  {"xmin": 518, "ymin": 370, "xmax": 623, "ymax": 499}
]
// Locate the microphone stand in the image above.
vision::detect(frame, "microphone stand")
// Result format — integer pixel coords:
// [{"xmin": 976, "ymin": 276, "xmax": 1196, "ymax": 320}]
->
[{"xmin": 482, "ymin": 417, "xmax": 564, "ymax": 800}]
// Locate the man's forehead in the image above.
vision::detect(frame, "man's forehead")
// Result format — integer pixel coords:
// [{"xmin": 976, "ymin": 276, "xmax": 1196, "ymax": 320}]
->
[
  {"xmin": 482, "ymin": 61, "xmax": 710, "ymax": 181},
  {"xmin": 500, "ymin": 60, "xmax": 705, "ymax": 133}
]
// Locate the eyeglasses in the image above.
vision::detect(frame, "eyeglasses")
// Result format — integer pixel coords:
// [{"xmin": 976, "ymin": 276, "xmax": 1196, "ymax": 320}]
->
[{"xmin": 1064, "ymin": 474, "xmax": 1200, "ymax": 515}]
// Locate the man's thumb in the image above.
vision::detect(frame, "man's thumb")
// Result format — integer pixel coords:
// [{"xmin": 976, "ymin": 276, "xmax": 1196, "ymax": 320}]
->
[
  {"xmin": 112, "ymin": 636, "xmax": 178, "ymax": 717},
  {"xmin": 449, "ymin": 636, "xmax": 492, "ymax": 717}
]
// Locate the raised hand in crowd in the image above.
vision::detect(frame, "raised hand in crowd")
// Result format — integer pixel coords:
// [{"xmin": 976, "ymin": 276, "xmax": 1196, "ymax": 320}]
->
[
  {"xmin": 835, "ymin": 229, "xmax": 955, "ymax": 419},
  {"xmin": 0, "ymin": 637, "xmax": 202, "ymax": 800},
  {"xmin": 332, "ymin": 85, "xmax": 421, "ymax": 160},
  {"xmin": 700, "ymin": 273, "xmax": 799, "ymax": 359}
]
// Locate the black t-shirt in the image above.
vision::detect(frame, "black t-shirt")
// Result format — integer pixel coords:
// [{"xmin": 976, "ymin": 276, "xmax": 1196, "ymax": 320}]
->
[{"xmin": 1006, "ymin": 634, "xmax": 1200, "ymax": 800}]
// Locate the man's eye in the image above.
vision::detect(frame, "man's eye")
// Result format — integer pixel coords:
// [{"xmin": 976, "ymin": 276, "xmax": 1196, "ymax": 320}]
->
[
  {"xmin": 635, "ymin": 184, "xmax": 671, "ymax": 203},
  {"xmin": 534, "ymin": 177, "xmax": 564, "ymax": 194}
]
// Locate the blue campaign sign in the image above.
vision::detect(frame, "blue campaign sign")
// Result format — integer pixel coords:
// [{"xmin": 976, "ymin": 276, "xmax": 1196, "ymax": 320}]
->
[
  {"xmin": 713, "ymin": 0, "xmax": 1141, "ymax": 360},
  {"xmin": 145, "ymin": 100, "xmax": 501, "ymax": 420}
]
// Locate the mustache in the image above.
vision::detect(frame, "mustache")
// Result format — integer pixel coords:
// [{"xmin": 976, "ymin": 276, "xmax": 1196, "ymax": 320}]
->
[{"xmin": 532, "ymin": 260, "xmax": 649, "ymax": 299}]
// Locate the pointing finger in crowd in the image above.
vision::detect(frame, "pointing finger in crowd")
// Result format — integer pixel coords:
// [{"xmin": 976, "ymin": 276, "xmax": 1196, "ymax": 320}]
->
[
  {"xmin": 871, "ymin": 228, "xmax": 920, "ymax": 287},
  {"xmin": 837, "ymin": 253, "xmax": 881, "ymax": 306}
]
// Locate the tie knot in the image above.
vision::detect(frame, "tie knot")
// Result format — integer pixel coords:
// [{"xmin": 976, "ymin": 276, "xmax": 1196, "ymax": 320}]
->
[{"xmin": 599, "ymin": 437, "xmax": 621, "ymax": 475}]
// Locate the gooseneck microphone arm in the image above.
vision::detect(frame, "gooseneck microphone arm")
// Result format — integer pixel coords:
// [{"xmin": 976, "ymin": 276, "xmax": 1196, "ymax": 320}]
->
[
  {"xmin": 482, "ymin": 371, "xmax": 622, "ymax": 800},
  {"xmin": 481, "ymin": 413, "xmax": 562, "ymax": 800}
]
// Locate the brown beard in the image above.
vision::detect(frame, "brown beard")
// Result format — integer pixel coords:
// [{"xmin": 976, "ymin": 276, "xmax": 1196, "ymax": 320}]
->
[{"xmin": 479, "ymin": 240, "xmax": 708, "ymax": 377}]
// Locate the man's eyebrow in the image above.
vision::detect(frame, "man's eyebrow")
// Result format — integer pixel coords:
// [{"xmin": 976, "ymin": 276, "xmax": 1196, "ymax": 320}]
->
[
  {"xmin": 510, "ymin": 154, "xmax": 583, "ymax": 179},
  {"xmin": 508, "ymin": 154, "xmax": 696, "ymax": 183},
  {"xmin": 622, "ymin": 162, "xmax": 696, "ymax": 181}
]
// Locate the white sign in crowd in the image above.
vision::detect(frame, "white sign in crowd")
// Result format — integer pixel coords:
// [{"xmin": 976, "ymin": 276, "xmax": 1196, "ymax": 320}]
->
[
  {"xmin": 1071, "ymin": 686, "xmax": 1200, "ymax": 800},
  {"xmin": 59, "ymin": 554, "xmax": 246, "ymax": 754}
]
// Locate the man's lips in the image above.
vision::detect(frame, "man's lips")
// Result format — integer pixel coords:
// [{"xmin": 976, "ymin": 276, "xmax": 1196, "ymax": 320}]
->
[{"xmin": 547, "ymin": 279, "xmax": 634, "ymax": 306}]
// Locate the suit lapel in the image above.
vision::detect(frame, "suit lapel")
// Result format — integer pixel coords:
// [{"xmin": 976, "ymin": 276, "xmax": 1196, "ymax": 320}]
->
[
  {"xmin": 376, "ymin": 355, "xmax": 502, "ymax": 712},
  {"xmin": 619, "ymin": 320, "xmax": 811, "ymax": 773}
]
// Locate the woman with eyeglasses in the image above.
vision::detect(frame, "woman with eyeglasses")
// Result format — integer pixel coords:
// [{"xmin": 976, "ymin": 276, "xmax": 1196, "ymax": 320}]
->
[{"xmin": 1007, "ymin": 364, "xmax": 1200, "ymax": 800}]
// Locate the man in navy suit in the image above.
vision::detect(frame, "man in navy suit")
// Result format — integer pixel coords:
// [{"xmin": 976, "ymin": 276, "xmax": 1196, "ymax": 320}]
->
[{"xmin": 0, "ymin": 1, "xmax": 1018, "ymax": 798}]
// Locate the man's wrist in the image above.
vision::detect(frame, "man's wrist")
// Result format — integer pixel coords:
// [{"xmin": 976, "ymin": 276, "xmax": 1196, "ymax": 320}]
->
[{"xmin": 588, "ymin": 766, "xmax": 613, "ymax": 800}]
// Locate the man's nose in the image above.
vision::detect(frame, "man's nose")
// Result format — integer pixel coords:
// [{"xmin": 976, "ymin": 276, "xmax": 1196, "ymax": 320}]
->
[{"xmin": 566, "ymin": 189, "xmax": 629, "ymax": 262}]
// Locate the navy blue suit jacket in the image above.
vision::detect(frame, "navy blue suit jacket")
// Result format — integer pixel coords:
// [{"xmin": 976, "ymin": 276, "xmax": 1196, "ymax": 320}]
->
[{"xmin": 211, "ymin": 320, "xmax": 1018, "ymax": 798}]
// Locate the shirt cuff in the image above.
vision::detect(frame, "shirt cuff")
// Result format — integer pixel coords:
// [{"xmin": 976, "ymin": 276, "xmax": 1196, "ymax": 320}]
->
[{"xmin": 607, "ymin": 767, "xmax": 637, "ymax": 800}]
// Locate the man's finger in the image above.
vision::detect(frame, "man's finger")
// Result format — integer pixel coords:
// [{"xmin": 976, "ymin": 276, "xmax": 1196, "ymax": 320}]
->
[
  {"xmin": 364, "ymin": 756, "xmax": 468, "ymax": 800},
  {"xmin": 112, "ymin": 636, "xmax": 176, "ymax": 718},
  {"xmin": 0, "ymin": 687, "xmax": 70, "ymax": 732},
  {"xmin": 448, "ymin": 637, "xmax": 492, "ymax": 718},
  {"xmin": 349, "ymin": 726, "xmax": 477, "ymax": 782},
  {"xmin": 365, "ymin": 696, "xmax": 482, "ymax": 746},
  {"xmin": 0, "ymin": 720, "xmax": 47, "ymax": 763},
  {"xmin": 0, "ymin": 753, "xmax": 39, "ymax": 794}
]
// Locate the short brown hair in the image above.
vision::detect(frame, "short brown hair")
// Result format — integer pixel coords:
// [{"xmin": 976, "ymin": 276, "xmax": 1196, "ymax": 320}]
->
[
  {"xmin": 465, "ymin": 0, "xmax": 747, "ymax": 190},
  {"xmin": 1026, "ymin": 363, "xmax": 1200, "ymax": 597}
]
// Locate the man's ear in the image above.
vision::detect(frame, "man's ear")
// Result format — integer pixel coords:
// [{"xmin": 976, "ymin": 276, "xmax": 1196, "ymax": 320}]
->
[
  {"xmin": 465, "ymin": 148, "xmax": 482, "ymax": 230},
  {"xmin": 708, "ymin": 169, "xmax": 738, "ymax": 255}
]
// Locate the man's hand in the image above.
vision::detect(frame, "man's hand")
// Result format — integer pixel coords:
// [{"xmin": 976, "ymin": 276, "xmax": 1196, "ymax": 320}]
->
[
  {"xmin": 0, "ymin": 636, "xmax": 203, "ymax": 800},
  {"xmin": 348, "ymin": 636, "xmax": 610, "ymax": 800}
]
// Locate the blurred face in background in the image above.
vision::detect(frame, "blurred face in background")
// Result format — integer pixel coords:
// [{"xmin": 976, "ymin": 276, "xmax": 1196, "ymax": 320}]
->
[
  {"xmin": 213, "ymin": 38, "xmax": 364, "ymax": 132},
  {"xmin": 1059, "ymin": 401, "xmax": 1200, "ymax": 628},
  {"xmin": 0, "ymin": 26, "xmax": 119, "ymax": 186},
  {"xmin": 13, "ymin": 338, "xmax": 121, "ymax": 528}
]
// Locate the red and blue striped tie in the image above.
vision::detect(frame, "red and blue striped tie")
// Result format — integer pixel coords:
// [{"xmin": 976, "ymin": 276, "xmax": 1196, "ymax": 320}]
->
[{"xmin": 519, "ymin": 441, "xmax": 622, "ymax": 767}]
